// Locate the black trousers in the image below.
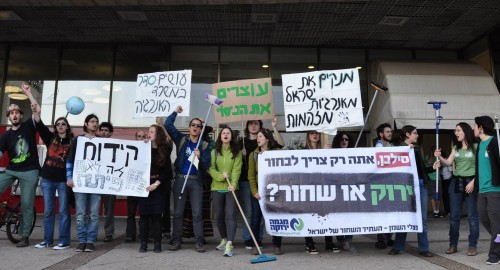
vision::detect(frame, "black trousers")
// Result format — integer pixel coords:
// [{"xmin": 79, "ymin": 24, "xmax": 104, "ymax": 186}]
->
[{"xmin": 126, "ymin": 196, "xmax": 139, "ymax": 239}]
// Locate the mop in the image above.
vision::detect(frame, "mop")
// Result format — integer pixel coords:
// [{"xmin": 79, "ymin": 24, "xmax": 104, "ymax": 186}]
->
[
  {"xmin": 224, "ymin": 177, "xmax": 276, "ymax": 264},
  {"xmin": 427, "ymin": 101, "xmax": 447, "ymax": 208},
  {"xmin": 178, "ymin": 93, "xmax": 223, "ymax": 199},
  {"xmin": 354, "ymin": 80, "xmax": 388, "ymax": 147}
]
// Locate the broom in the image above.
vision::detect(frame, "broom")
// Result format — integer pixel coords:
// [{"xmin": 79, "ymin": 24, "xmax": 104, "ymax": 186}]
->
[{"xmin": 224, "ymin": 177, "xmax": 276, "ymax": 263}]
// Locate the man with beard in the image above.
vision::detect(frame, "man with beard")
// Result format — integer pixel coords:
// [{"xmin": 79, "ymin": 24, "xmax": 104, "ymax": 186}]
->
[
  {"xmin": 0, "ymin": 84, "xmax": 41, "ymax": 247},
  {"xmin": 374, "ymin": 123, "xmax": 395, "ymax": 249}
]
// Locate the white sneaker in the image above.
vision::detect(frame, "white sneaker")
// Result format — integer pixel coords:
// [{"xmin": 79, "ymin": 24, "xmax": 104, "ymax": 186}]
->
[
  {"xmin": 223, "ymin": 245, "xmax": 234, "ymax": 257},
  {"xmin": 35, "ymin": 242, "xmax": 52, "ymax": 248},
  {"xmin": 216, "ymin": 239, "xmax": 227, "ymax": 251},
  {"xmin": 53, "ymin": 243, "xmax": 70, "ymax": 250}
]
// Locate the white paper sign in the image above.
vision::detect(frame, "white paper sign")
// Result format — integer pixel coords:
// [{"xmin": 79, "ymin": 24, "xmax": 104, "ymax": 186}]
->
[
  {"xmin": 282, "ymin": 69, "xmax": 364, "ymax": 135},
  {"xmin": 72, "ymin": 137, "xmax": 151, "ymax": 197},
  {"xmin": 134, "ymin": 70, "xmax": 192, "ymax": 118}
]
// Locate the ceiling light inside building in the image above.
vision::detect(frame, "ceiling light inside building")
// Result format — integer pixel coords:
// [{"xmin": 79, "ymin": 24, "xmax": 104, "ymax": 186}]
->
[
  {"xmin": 83, "ymin": 88, "xmax": 101, "ymax": 95},
  {"xmin": 93, "ymin": 98, "xmax": 109, "ymax": 104},
  {"xmin": 308, "ymin": 65, "xmax": 315, "ymax": 69},
  {"xmin": 102, "ymin": 85, "xmax": 122, "ymax": 92},
  {"xmin": 262, "ymin": 64, "xmax": 269, "ymax": 68},
  {"xmin": 8, "ymin": 93, "xmax": 28, "ymax": 100},
  {"xmin": 5, "ymin": 85, "xmax": 22, "ymax": 93},
  {"xmin": 0, "ymin": 10, "xmax": 22, "ymax": 21}
]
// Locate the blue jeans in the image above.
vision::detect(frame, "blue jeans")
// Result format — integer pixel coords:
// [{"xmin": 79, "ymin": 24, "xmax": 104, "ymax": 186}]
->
[
  {"xmin": 239, "ymin": 181, "xmax": 263, "ymax": 242},
  {"xmin": 74, "ymin": 192, "xmax": 101, "ymax": 243},
  {"xmin": 171, "ymin": 175, "xmax": 204, "ymax": 243},
  {"xmin": 449, "ymin": 179, "xmax": 479, "ymax": 248},
  {"xmin": 41, "ymin": 179, "xmax": 71, "ymax": 245},
  {"xmin": 394, "ymin": 179, "xmax": 429, "ymax": 252}
]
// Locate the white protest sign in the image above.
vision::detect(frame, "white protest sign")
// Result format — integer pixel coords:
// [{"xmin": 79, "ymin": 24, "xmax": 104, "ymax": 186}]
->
[
  {"xmin": 282, "ymin": 69, "xmax": 364, "ymax": 135},
  {"xmin": 72, "ymin": 137, "xmax": 151, "ymax": 197},
  {"xmin": 135, "ymin": 70, "xmax": 192, "ymax": 118},
  {"xmin": 258, "ymin": 147, "xmax": 422, "ymax": 237}
]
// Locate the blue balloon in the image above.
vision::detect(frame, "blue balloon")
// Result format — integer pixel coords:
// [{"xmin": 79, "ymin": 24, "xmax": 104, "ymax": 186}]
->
[{"xmin": 66, "ymin": 96, "xmax": 85, "ymax": 115}]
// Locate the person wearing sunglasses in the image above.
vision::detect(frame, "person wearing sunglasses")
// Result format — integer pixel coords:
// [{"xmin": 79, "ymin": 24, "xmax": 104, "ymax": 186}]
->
[
  {"xmin": 0, "ymin": 84, "xmax": 43, "ymax": 248},
  {"xmin": 374, "ymin": 123, "xmax": 395, "ymax": 249},
  {"xmin": 163, "ymin": 105, "xmax": 211, "ymax": 253},
  {"xmin": 34, "ymin": 115, "xmax": 74, "ymax": 250}
]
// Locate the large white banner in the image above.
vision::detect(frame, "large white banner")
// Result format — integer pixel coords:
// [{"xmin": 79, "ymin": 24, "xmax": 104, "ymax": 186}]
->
[
  {"xmin": 134, "ymin": 70, "xmax": 192, "ymax": 118},
  {"xmin": 258, "ymin": 147, "xmax": 422, "ymax": 237},
  {"xmin": 282, "ymin": 69, "xmax": 364, "ymax": 135},
  {"xmin": 72, "ymin": 137, "xmax": 151, "ymax": 197}
]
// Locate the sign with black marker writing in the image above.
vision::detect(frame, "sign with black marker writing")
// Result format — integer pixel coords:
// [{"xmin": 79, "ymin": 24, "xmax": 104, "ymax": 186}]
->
[
  {"xmin": 257, "ymin": 147, "xmax": 422, "ymax": 237},
  {"xmin": 72, "ymin": 137, "xmax": 151, "ymax": 197},
  {"xmin": 212, "ymin": 78, "xmax": 274, "ymax": 123},
  {"xmin": 135, "ymin": 70, "xmax": 192, "ymax": 118},
  {"xmin": 282, "ymin": 69, "xmax": 363, "ymax": 135}
]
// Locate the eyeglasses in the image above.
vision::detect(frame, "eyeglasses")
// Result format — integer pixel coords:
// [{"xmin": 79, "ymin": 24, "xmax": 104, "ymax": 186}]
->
[
  {"xmin": 55, "ymin": 122, "xmax": 67, "ymax": 127},
  {"xmin": 190, "ymin": 123, "xmax": 203, "ymax": 128},
  {"xmin": 340, "ymin": 138, "xmax": 350, "ymax": 142}
]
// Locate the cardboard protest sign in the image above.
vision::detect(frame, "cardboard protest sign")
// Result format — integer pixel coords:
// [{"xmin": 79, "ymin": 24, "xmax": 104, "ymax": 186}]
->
[
  {"xmin": 212, "ymin": 78, "xmax": 274, "ymax": 123},
  {"xmin": 258, "ymin": 147, "xmax": 422, "ymax": 237},
  {"xmin": 72, "ymin": 137, "xmax": 151, "ymax": 197},
  {"xmin": 282, "ymin": 69, "xmax": 363, "ymax": 135},
  {"xmin": 135, "ymin": 70, "xmax": 192, "ymax": 118}
]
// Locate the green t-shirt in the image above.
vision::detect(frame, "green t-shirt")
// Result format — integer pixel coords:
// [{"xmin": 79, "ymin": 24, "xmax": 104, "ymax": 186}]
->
[
  {"xmin": 478, "ymin": 137, "xmax": 500, "ymax": 193},
  {"xmin": 454, "ymin": 144, "xmax": 476, "ymax": 177}
]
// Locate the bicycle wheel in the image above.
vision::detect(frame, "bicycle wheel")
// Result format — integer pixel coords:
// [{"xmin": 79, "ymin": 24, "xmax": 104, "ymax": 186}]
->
[{"xmin": 6, "ymin": 202, "xmax": 36, "ymax": 244}]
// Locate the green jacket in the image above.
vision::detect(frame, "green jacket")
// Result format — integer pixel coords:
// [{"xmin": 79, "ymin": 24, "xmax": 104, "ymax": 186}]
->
[
  {"xmin": 248, "ymin": 147, "xmax": 282, "ymax": 196},
  {"xmin": 209, "ymin": 146, "xmax": 242, "ymax": 191}
]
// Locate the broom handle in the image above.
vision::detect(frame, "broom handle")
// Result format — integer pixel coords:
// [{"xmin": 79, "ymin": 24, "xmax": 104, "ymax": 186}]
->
[{"xmin": 225, "ymin": 177, "xmax": 263, "ymax": 255}]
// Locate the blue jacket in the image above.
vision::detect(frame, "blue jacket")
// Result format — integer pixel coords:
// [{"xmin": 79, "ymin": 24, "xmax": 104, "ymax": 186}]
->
[{"xmin": 164, "ymin": 111, "xmax": 211, "ymax": 186}]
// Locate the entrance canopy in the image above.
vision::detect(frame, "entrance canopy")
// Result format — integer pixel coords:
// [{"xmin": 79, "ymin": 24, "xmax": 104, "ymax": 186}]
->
[{"xmin": 368, "ymin": 61, "xmax": 500, "ymax": 135}]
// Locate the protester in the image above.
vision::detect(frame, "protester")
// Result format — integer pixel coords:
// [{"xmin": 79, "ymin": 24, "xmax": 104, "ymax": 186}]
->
[
  {"xmin": 209, "ymin": 127, "xmax": 242, "ymax": 257},
  {"xmin": 389, "ymin": 125, "xmax": 437, "ymax": 257},
  {"xmin": 66, "ymin": 114, "xmax": 101, "ymax": 252},
  {"xmin": 125, "ymin": 130, "xmax": 147, "ymax": 243},
  {"xmin": 248, "ymin": 128, "xmax": 283, "ymax": 255},
  {"xmin": 435, "ymin": 122, "xmax": 479, "ymax": 256},
  {"xmin": 374, "ymin": 123, "xmax": 395, "ymax": 249},
  {"xmin": 239, "ymin": 118, "xmax": 284, "ymax": 250},
  {"xmin": 426, "ymin": 146, "xmax": 443, "ymax": 218},
  {"xmin": 0, "ymin": 84, "xmax": 41, "ymax": 247},
  {"xmin": 138, "ymin": 124, "xmax": 173, "ymax": 253},
  {"xmin": 99, "ymin": 122, "xmax": 116, "ymax": 242},
  {"xmin": 440, "ymin": 150, "xmax": 452, "ymax": 217},
  {"xmin": 164, "ymin": 105, "xmax": 210, "ymax": 253},
  {"xmin": 302, "ymin": 130, "xmax": 328, "ymax": 254},
  {"xmin": 473, "ymin": 116, "xmax": 500, "ymax": 265},
  {"xmin": 35, "ymin": 116, "xmax": 73, "ymax": 250},
  {"xmin": 331, "ymin": 131, "xmax": 354, "ymax": 251}
]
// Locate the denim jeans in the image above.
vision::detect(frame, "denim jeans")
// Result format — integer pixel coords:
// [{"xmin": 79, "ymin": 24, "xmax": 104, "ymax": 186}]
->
[
  {"xmin": 393, "ymin": 179, "xmax": 429, "ymax": 252},
  {"xmin": 74, "ymin": 192, "xmax": 101, "ymax": 243},
  {"xmin": 171, "ymin": 175, "xmax": 204, "ymax": 243},
  {"xmin": 41, "ymin": 179, "xmax": 71, "ymax": 245},
  {"xmin": 250, "ymin": 197, "xmax": 281, "ymax": 247},
  {"xmin": 239, "ymin": 181, "xmax": 263, "ymax": 242},
  {"xmin": 448, "ymin": 179, "xmax": 479, "ymax": 248}
]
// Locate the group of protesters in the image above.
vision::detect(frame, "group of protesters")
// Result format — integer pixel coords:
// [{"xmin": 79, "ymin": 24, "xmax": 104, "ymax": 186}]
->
[{"xmin": 0, "ymin": 87, "xmax": 499, "ymax": 265}]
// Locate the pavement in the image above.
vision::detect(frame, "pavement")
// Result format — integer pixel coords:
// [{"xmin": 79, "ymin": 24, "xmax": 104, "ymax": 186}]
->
[{"xmin": 0, "ymin": 214, "xmax": 495, "ymax": 270}]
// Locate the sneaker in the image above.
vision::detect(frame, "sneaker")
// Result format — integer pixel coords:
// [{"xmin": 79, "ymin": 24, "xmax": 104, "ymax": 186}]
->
[
  {"xmin": 326, "ymin": 243, "xmax": 340, "ymax": 253},
  {"xmin": 216, "ymin": 239, "xmax": 227, "ymax": 251},
  {"xmin": 103, "ymin": 236, "xmax": 113, "ymax": 242},
  {"xmin": 223, "ymin": 245, "xmax": 234, "ymax": 257},
  {"xmin": 244, "ymin": 240, "xmax": 253, "ymax": 250},
  {"xmin": 169, "ymin": 241, "xmax": 181, "ymax": 251},
  {"xmin": 433, "ymin": 212, "xmax": 439, "ymax": 218},
  {"xmin": 486, "ymin": 257, "xmax": 499, "ymax": 265},
  {"xmin": 53, "ymin": 243, "xmax": 70, "ymax": 250},
  {"xmin": 35, "ymin": 242, "xmax": 53, "ymax": 249},
  {"xmin": 467, "ymin": 247, "xmax": 477, "ymax": 256},
  {"xmin": 196, "ymin": 242, "xmax": 206, "ymax": 253},
  {"xmin": 84, "ymin": 243, "xmax": 95, "ymax": 252},
  {"xmin": 75, "ymin": 243, "xmax": 86, "ymax": 252},
  {"xmin": 374, "ymin": 240, "xmax": 387, "ymax": 249},
  {"xmin": 16, "ymin": 237, "xmax": 29, "ymax": 248},
  {"xmin": 306, "ymin": 244, "xmax": 319, "ymax": 255}
]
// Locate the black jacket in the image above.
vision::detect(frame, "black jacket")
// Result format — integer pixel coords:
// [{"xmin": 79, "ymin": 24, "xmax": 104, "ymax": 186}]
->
[{"xmin": 474, "ymin": 136, "xmax": 500, "ymax": 193}]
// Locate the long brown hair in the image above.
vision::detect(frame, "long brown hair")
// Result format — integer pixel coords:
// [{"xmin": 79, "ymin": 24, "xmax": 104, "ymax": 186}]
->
[
  {"xmin": 258, "ymin": 128, "xmax": 278, "ymax": 150},
  {"xmin": 150, "ymin": 124, "xmax": 173, "ymax": 166},
  {"xmin": 305, "ymin": 130, "xmax": 322, "ymax": 149},
  {"xmin": 52, "ymin": 117, "xmax": 74, "ymax": 145},
  {"xmin": 215, "ymin": 127, "xmax": 240, "ymax": 158}
]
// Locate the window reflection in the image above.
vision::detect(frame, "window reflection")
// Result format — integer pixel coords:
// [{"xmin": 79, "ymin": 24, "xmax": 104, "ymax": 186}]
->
[
  {"xmin": 270, "ymin": 47, "xmax": 317, "ymax": 86},
  {"xmin": 220, "ymin": 47, "xmax": 268, "ymax": 81},
  {"xmin": 172, "ymin": 46, "xmax": 218, "ymax": 83}
]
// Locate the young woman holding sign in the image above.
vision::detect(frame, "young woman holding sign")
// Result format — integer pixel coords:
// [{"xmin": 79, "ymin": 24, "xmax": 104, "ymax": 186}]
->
[
  {"xmin": 389, "ymin": 125, "xmax": 439, "ymax": 257},
  {"xmin": 248, "ymin": 128, "xmax": 283, "ymax": 255},
  {"xmin": 138, "ymin": 124, "xmax": 173, "ymax": 253}
]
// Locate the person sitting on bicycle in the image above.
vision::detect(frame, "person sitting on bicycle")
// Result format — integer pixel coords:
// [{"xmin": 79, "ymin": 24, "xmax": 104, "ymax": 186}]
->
[
  {"xmin": 0, "ymin": 83, "xmax": 41, "ymax": 248},
  {"xmin": 34, "ymin": 108, "xmax": 74, "ymax": 250}
]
